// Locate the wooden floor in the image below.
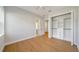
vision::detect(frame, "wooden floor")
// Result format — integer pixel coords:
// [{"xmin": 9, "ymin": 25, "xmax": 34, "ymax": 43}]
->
[{"xmin": 3, "ymin": 32, "xmax": 78, "ymax": 52}]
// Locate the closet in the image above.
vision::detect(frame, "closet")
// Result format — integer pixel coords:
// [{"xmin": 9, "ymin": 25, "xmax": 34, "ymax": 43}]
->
[{"xmin": 52, "ymin": 13, "xmax": 74, "ymax": 42}]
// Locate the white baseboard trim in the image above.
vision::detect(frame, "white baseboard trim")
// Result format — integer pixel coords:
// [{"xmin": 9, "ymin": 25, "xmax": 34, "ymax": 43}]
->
[
  {"xmin": 0, "ymin": 45, "xmax": 5, "ymax": 52},
  {"xmin": 77, "ymin": 46, "xmax": 79, "ymax": 51},
  {"xmin": 5, "ymin": 34, "xmax": 44, "ymax": 46},
  {"xmin": 78, "ymin": 48, "xmax": 79, "ymax": 51},
  {"xmin": 71, "ymin": 42, "xmax": 74, "ymax": 46},
  {"xmin": 5, "ymin": 35, "xmax": 36, "ymax": 46}
]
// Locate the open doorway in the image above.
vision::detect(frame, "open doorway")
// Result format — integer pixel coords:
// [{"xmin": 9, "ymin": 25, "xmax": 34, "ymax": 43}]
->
[
  {"xmin": 45, "ymin": 20, "xmax": 48, "ymax": 37},
  {"xmin": 35, "ymin": 19, "xmax": 40, "ymax": 36}
]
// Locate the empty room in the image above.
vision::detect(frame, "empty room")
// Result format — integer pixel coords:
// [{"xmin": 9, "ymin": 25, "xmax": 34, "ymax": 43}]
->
[{"xmin": 0, "ymin": 6, "xmax": 79, "ymax": 52}]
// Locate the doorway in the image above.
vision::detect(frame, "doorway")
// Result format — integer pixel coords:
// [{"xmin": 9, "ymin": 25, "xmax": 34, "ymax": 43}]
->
[
  {"xmin": 35, "ymin": 19, "xmax": 40, "ymax": 36},
  {"xmin": 45, "ymin": 20, "xmax": 48, "ymax": 37}
]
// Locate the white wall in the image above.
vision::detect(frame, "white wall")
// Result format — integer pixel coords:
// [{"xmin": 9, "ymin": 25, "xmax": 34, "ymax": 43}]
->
[
  {"xmin": 5, "ymin": 7, "xmax": 45, "ymax": 45},
  {"xmin": 77, "ymin": 8, "xmax": 79, "ymax": 48},
  {"xmin": 0, "ymin": 7, "xmax": 4, "ymax": 35},
  {"xmin": 48, "ymin": 7, "xmax": 78, "ymax": 46},
  {"xmin": 0, "ymin": 7, "xmax": 5, "ymax": 52}
]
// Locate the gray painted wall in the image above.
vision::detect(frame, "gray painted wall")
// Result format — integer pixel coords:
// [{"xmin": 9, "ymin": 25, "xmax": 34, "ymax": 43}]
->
[
  {"xmin": 0, "ymin": 7, "xmax": 5, "ymax": 52},
  {"xmin": 5, "ymin": 7, "xmax": 45, "ymax": 45}
]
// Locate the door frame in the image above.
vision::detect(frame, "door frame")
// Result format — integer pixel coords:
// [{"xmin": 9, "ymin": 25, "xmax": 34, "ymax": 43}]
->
[{"xmin": 71, "ymin": 11, "xmax": 74, "ymax": 45}]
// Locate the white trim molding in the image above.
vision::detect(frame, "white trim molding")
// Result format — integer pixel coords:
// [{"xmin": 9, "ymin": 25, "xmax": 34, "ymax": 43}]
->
[
  {"xmin": 0, "ymin": 45, "xmax": 5, "ymax": 52},
  {"xmin": 77, "ymin": 46, "xmax": 79, "ymax": 51},
  {"xmin": 78, "ymin": 48, "xmax": 79, "ymax": 51},
  {"xmin": 5, "ymin": 35, "xmax": 35, "ymax": 46},
  {"xmin": 5, "ymin": 33, "xmax": 44, "ymax": 46},
  {"xmin": 0, "ymin": 34, "xmax": 5, "ymax": 52}
]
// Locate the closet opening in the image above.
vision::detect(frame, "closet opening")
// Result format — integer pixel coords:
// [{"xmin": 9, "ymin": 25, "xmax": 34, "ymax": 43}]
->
[{"xmin": 51, "ymin": 12, "xmax": 74, "ymax": 45}]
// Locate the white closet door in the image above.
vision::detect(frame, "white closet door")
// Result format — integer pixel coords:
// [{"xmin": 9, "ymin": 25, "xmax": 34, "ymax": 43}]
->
[
  {"xmin": 52, "ymin": 13, "xmax": 73, "ymax": 43},
  {"xmin": 57, "ymin": 16, "xmax": 64, "ymax": 39},
  {"xmin": 63, "ymin": 13, "xmax": 73, "ymax": 42},
  {"xmin": 52, "ymin": 16, "xmax": 64, "ymax": 39},
  {"xmin": 52, "ymin": 17, "xmax": 58, "ymax": 38}
]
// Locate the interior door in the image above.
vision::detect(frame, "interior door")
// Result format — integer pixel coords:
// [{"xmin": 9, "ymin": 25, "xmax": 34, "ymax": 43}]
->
[
  {"xmin": 57, "ymin": 16, "xmax": 64, "ymax": 39},
  {"xmin": 52, "ymin": 16, "xmax": 64, "ymax": 39},
  {"xmin": 52, "ymin": 17, "xmax": 58, "ymax": 38},
  {"xmin": 63, "ymin": 13, "xmax": 73, "ymax": 42}
]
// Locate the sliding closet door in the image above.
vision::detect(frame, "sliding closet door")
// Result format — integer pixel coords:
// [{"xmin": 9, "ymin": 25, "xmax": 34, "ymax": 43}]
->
[
  {"xmin": 63, "ymin": 13, "xmax": 73, "ymax": 42},
  {"xmin": 57, "ymin": 16, "xmax": 64, "ymax": 39},
  {"xmin": 52, "ymin": 16, "xmax": 64, "ymax": 39},
  {"xmin": 52, "ymin": 12, "xmax": 73, "ymax": 43},
  {"xmin": 52, "ymin": 17, "xmax": 58, "ymax": 38}
]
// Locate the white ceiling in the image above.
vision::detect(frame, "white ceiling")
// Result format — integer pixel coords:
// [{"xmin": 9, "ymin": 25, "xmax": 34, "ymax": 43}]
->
[{"xmin": 18, "ymin": 6, "xmax": 74, "ymax": 18}]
